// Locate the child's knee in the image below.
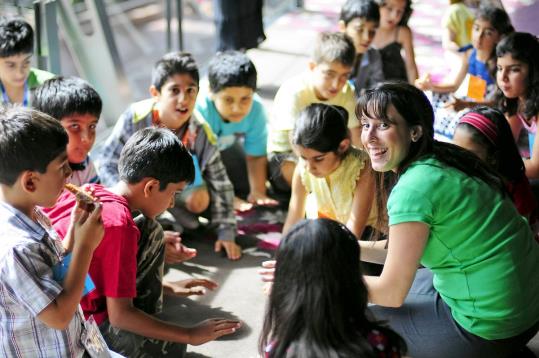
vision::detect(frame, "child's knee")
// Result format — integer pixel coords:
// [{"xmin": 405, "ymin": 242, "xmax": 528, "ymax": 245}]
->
[{"xmin": 185, "ymin": 189, "xmax": 210, "ymax": 214}]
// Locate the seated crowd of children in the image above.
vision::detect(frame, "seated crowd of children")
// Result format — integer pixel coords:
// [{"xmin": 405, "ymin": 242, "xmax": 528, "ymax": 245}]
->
[{"xmin": 1, "ymin": 0, "xmax": 538, "ymax": 356}]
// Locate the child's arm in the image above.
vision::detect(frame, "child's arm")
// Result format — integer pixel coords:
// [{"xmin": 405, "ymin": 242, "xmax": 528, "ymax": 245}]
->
[
  {"xmin": 283, "ymin": 167, "xmax": 307, "ymax": 234},
  {"xmin": 507, "ymin": 114, "xmax": 524, "ymax": 141},
  {"xmin": 415, "ymin": 53, "xmax": 469, "ymax": 93},
  {"xmin": 106, "ymin": 297, "xmax": 240, "ymax": 345},
  {"xmin": 37, "ymin": 204, "xmax": 104, "ymax": 329},
  {"xmin": 346, "ymin": 165, "xmax": 375, "ymax": 239},
  {"xmin": 246, "ymin": 155, "xmax": 277, "ymax": 205},
  {"xmin": 524, "ymin": 118, "xmax": 539, "ymax": 179},
  {"xmin": 400, "ymin": 26, "xmax": 419, "ymax": 83},
  {"xmin": 442, "ymin": 27, "xmax": 460, "ymax": 52}
]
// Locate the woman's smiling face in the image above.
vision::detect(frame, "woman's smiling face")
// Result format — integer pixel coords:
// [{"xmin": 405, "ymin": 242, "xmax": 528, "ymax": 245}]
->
[{"xmin": 360, "ymin": 104, "xmax": 413, "ymax": 172}]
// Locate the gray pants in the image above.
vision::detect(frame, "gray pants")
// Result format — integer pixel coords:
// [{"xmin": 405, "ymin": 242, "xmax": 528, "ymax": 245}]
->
[
  {"xmin": 99, "ymin": 215, "xmax": 186, "ymax": 358},
  {"xmin": 369, "ymin": 268, "xmax": 539, "ymax": 358}
]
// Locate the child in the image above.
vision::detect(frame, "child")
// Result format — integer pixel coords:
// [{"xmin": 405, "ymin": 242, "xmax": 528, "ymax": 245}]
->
[
  {"xmin": 495, "ymin": 32, "xmax": 539, "ymax": 180},
  {"xmin": 371, "ymin": 0, "xmax": 418, "ymax": 83},
  {"xmin": 48, "ymin": 128, "xmax": 241, "ymax": 357},
  {"xmin": 268, "ymin": 32, "xmax": 360, "ymax": 193},
  {"xmin": 283, "ymin": 104, "xmax": 376, "ymax": 240},
  {"xmin": 96, "ymin": 52, "xmax": 241, "ymax": 260},
  {"xmin": 260, "ymin": 218, "xmax": 406, "ymax": 357},
  {"xmin": 453, "ymin": 106, "xmax": 538, "ymax": 228},
  {"xmin": 196, "ymin": 51, "xmax": 276, "ymax": 210},
  {"xmin": 0, "ymin": 17, "xmax": 54, "ymax": 106},
  {"xmin": 416, "ymin": 6, "xmax": 513, "ymax": 140},
  {"xmin": 32, "ymin": 76, "xmax": 102, "ymax": 186},
  {"xmin": 0, "ymin": 106, "xmax": 106, "ymax": 356},
  {"xmin": 339, "ymin": 0, "xmax": 384, "ymax": 95},
  {"xmin": 441, "ymin": 0, "xmax": 474, "ymax": 54}
]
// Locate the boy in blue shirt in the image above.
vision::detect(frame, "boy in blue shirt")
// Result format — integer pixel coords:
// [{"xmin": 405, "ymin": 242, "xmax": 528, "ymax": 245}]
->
[
  {"xmin": 196, "ymin": 51, "xmax": 276, "ymax": 210},
  {"xmin": 0, "ymin": 17, "xmax": 54, "ymax": 106}
]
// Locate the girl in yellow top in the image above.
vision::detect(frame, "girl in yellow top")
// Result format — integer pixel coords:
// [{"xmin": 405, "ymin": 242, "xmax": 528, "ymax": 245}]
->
[{"xmin": 283, "ymin": 103, "xmax": 376, "ymax": 239}]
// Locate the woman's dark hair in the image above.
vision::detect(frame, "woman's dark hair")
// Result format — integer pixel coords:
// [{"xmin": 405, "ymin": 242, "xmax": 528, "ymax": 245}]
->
[
  {"xmin": 494, "ymin": 32, "xmax": 539, "ymax": 119},
  {"xmin": 292, "ymin": 103, "xmax": 350, "ymax": 155},
  {"xmin": 259, "ymin": 219, "xmax": 405, "ymax": 358},
  {"xmin": 358, "ymin": 82, "xmax": 505, "ymax": 231},
  {"xmin": 455, "ymin": 106, "xmax": 524, "ymax": 183},
  {"xmin": 475, "ymin": 6, "xmax": 513, "ymax": 76}
]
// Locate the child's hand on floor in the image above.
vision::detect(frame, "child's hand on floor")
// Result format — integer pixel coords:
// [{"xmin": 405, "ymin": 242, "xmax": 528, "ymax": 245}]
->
[
  {"xmin": 162, "ymin": 278, "xmax": 218, "ymax": 297},
  {"xmin": 187, "ymin": 318, "xmax": 242, "ymax": 345},
  {"xmin": 163, "ymin": 231, "xmax": 197, "ymax": 264},
  {"xmin": 215, "ymin": 239, "xmax": 242, "ymax": 260},
  {"xmin": 247, "ymin": 191, "xmax": 279, "ymax": 207}
]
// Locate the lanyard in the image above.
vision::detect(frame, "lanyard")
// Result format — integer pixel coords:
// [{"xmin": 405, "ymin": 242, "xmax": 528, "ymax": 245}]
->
[{"xmin": 0, "ymin": 80, "xmax": 29, "ymax": 107}]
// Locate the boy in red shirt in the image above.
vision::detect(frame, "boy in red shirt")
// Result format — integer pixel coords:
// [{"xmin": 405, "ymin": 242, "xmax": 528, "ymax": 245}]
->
[{"xmin": 47, "ymin": 128, "xmax": 240, "ymax": 357}]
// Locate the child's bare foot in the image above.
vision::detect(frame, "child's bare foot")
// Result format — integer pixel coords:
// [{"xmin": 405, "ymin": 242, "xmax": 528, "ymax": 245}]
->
[{"xmin": 233, "ymin": 196, "xmax": 253, "ymax": 212}]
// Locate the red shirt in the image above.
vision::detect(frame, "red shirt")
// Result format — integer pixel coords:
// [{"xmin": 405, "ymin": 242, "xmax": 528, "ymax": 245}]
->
[{"xmin": 44, "ymin": 184, "xmax": 139, "ymax": 324}]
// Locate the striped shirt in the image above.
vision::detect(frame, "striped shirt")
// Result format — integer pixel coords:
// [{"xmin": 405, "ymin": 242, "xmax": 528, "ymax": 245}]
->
[{"xmin": 0, "ymin": 202, "xmax": 86, "ymax": 357}]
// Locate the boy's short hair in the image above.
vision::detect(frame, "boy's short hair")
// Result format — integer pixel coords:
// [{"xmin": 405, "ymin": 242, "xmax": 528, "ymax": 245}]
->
[
  {"xmin": 151, "ymin": 52, "xmax": 200, "ymax": 92},
  {"xmin": 118, "ymin": 128, "xmax": 195, "ymax": 190},
  {"xmin": 313, "ymin": 32, "xmax": 356, "ymax": 67},
  {"xmin": 32, "ymin": 76, "xmax": 103, "ymax": 120},
  {"xmin": 340, "ymin": 0, "xmax": 380, "ymax": 25},
  {"xmin": 208, "ymin": 51, "xmax": 257, "ymax": 93},
  {"xmin": 0, "ymin": 106, "xmax": 67, "ymax": 186},
  {"xmin": 0, "ymin": 17, "xmax": 34, "ymax": 57}
]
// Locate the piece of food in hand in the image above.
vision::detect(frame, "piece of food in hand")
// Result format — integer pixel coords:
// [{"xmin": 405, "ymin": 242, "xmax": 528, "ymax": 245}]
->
[{"xmin": 64, "ymin": 183, "xmax": 97, "ymax": 212}]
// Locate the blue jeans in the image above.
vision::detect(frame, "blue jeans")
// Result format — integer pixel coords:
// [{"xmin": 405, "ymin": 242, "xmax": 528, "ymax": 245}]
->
[{"xmin": 369, "ymin": 269, "xmax": 539, "ymax": 358}]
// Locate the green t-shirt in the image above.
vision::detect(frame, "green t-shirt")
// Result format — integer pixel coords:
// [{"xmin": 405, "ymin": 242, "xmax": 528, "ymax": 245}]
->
[
  {"xmin": 27, "ymin": 67, "xmax": 55, "ymax": 89},
  {"xmin": 388, "ymin": 157, "xmax": 539, "ymax": 339}
]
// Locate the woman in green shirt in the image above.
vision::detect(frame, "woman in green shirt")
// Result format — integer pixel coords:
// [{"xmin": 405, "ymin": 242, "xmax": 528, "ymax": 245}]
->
[{"xmin": 358, "ymin": 82, "xmax": 539, "ymax": 357}]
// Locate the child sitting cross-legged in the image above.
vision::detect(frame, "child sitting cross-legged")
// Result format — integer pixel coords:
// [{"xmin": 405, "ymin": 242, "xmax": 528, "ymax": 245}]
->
[
  {"xmin": 47, "ymin": 128, "xmax": 241, "ymax": 357},
  {"xmin": 196, "ymin": 50, "xmax": 277, "ymax": 211}
]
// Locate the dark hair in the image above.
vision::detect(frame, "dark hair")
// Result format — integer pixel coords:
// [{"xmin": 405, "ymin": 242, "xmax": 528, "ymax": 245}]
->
[
  {"xmin": 152, "ymin": 52, "xmax": 200, "ymax": 92},
  {"xmin": 474, "ymin": 6, "xmax": 513, "ymax": 76},
  {"xmin": 208, "ymin": 51, "xmax": 257, "ymax": 93},
  {"xmin": 0, "ymin": 17, "xmax": 33, "ymax": 57},
  {"xmin": 260, "ymin": 219, "xmax": 405, "ymax": 358},
  {"xmin": 32, "ymin": 76, "xmax": 103, "ymax": 120},
  {"xmin": 0, "ymin": 106, "xmax": 68, "ymax": 186},
  {"xmin": 292, "ymin": 103, "xmax": 350, "ymax": 155},
  {"xmin": 358, "ymin": 82, "xmax": 505, "ymax": 231},
  {"xmin": 375, "ymin": 0, "xmax": 413, "ymax": 26},
  {"xmin": 495, "ymin": 32, "xmax": 539, "ymax": 119},
  {"xmin": 118, "ymin": 128, "xmax": 195, "ymax": 190},
  {"xmin": 313, "ymin": 32, "xmax": 356, "ymax": 67},
  {"xmin": 455, "ymin": 106, "xmax": 524, "ymax": 183},
  {"xmin": 340, "ymin": 0, "xmax": 380, "ymax": 25}
]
